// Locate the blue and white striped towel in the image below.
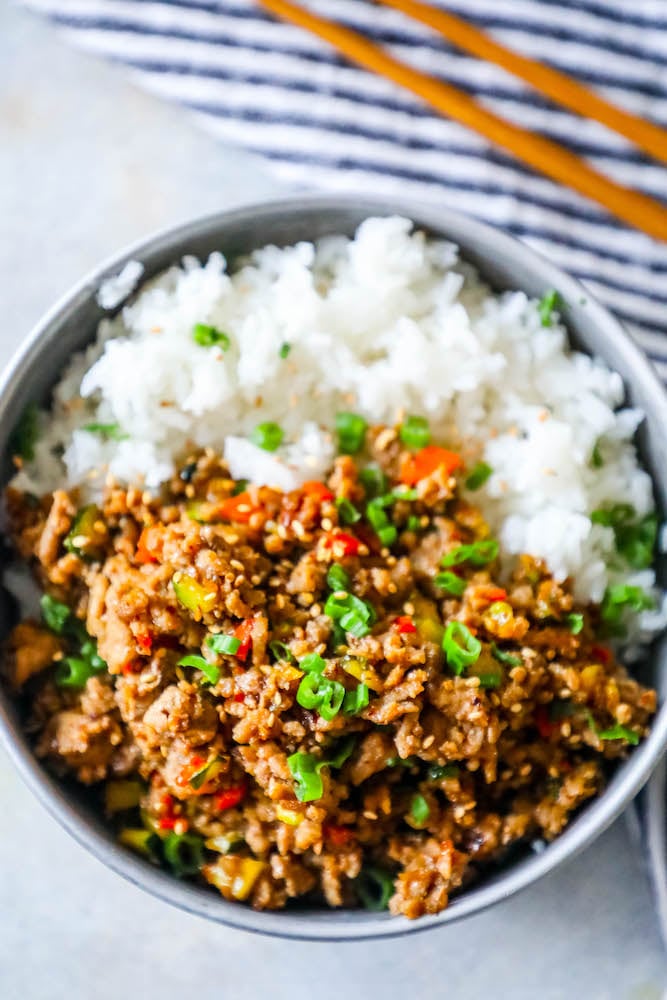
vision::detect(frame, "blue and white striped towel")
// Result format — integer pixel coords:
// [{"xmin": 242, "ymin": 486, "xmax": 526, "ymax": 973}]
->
[{"xmin": 21, "ymin": 0, "xmax": 667, "ymax": 374}]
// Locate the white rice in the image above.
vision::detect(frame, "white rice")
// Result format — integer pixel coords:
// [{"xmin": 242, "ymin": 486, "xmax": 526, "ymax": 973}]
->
[{"xmin": 13, "ymin": 216, "xmax": 665, "ymax": 635}]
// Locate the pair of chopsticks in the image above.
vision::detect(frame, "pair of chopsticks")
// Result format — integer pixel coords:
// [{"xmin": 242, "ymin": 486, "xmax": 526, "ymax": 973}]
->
[{"xmin": 257, "ymin": 0, "xmax": 667, "ymax": 242}]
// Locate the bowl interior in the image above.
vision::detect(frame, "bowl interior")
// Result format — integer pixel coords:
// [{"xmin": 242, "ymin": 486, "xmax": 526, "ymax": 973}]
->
[{"xmin": 2, "ymin": 196, "xmax": 667, "ymax": 940}]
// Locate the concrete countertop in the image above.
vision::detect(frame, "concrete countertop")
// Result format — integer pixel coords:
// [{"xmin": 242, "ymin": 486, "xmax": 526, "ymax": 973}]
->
[{"xmin": 1, "ymin": 6, "xmax": 665, "ymax": 998}]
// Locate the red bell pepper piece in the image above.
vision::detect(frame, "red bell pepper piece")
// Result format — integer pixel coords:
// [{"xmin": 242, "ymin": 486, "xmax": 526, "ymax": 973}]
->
[
  {"xmin": 400, "ymin": 445, "xmax": 463, "ymax": 486},
  {"xmin": 234, "ymin": 618, "xmax": 254, "ymax": 662},
  {"xmin": 301, "ymin": 481, "xmax": 334, "ymax": 503},
  {"xmin": 215, "ymin": 785, "xmax": 246, "ymax": 812},
  {"xmin": 323, "ymin": 824, "xmax": 355, "ymax": 847},
  {"xmin": 324, "ymin": 531, "xmax": 362, "ymax": 556},
  {"xmin": 393, "ymin": 615, "xmax": 417, "ymax": 634}
]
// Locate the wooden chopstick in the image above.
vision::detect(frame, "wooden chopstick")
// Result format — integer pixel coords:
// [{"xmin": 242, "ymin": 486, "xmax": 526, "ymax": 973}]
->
[
  {"xmin": 257, "ymin": 0, "xmax": 667, "ymax": 242},
  {"xmin": 377, "ymin": 0, "xmax": 667, "ymax": 167}
]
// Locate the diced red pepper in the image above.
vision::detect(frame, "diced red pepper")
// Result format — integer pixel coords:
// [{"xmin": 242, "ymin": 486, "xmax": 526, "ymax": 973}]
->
[
  {"xmin": 324, "ymin": 531, "xmax": 362, "ymax": 556},
  {"xmin": 400, "ymin": 445, "xmax": 463, "ymax": 486},
  {"xmin": 323, "ymin": 824, "xmax": 355, "ymax": 847},
  {"xmin": 234, "ymin": 618, "xmax": 254, "ymax": 662},
  {"xmin": 393, "ymin": 615, "xmax": 417, "ymax": 634},
  {"xmin": 480, "ymin": 587, "xmax": 508, "ymax": 604},
  {"xmin": 535, "ymin": 706, "xmax": 556, "ymax": 740},
  {"xmin": 158, "ymin": 815, "xmax": 178, "ymax": 830},
  {"xmin": 214, "ymin": 492, "xmax": 260, "ymax": 524},
  {"xmin": 120, "ymin": 658, "xmax": 142, "ymax": 675},
  {"xmin": 591, "ymin": 644, "xmax": 611, "ymax": 665},
  {"xmin": 301, "ymin": 481, "xmax": 334, "ymax": 503},
  {"xmin": 233, "ymin": 692, "xmax": 245, "ymax": 703},
  {"xmin": 136, "ymin": 631, "xmax": 153, "ymax": 655},
  {"xmin": 136, "ymin": 526, "xmax": 160, "ymax": 564},
  {"xmin": 215, "ymin": 785, "xmax": 246, "ymax": 812}
]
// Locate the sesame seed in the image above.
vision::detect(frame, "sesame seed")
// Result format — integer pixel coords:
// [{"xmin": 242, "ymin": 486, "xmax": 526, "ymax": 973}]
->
[{"xmin": 321, "ymin": 518, "xmax": 333, "ymax": 531}]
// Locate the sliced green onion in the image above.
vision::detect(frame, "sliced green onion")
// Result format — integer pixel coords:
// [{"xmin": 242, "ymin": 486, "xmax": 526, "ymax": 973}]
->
[
  {"xmin": 336, "ymin": 412, "xmax": 367, "ymax": 455},
  {"xmin": 177, "ymin": 653, "xmax": 221, "ymax": 686},
  {"xmin": 390, "ymin": 487, "xmax": 419, "ymax": 502},
  {"xmin": 359, "ymin": 465, "xmax": 387, "ymax": 498},
  {"xmin": 598, "ymin": 723, "xmax": 640, "ymax": 746},
  {"xmin": 427, "ymin": 763, "xmax": 459, "ymax": 781},
  {"xmin": 385, "ymin": 756, "xmax": 419, "ymax": 769},
  {"xmin": 442, "ymin": 621, "xmax": 482, "ymax": 675},
  {"xmin": 192, "ymin": 323, "xmax": 230, "ymax": 350},
  {"xmin": 434, "ymin": 571, "xmax": 466, "ymax": 597},
  {"xmin": 189, "ymin": 757, "xmax": 220, "ymax": 791},
  {"xmin": 407, "ymin": 515, "xmax": 423, "ymax": 532},
  {"xmin": 41, "ymin": 594, "xmax": 71, "ymax": 634},
  {"xmin": 55, "ymin": 656, "xmax": 100, "ymax": 689},
  {"xmin": 377, "ymin": 524, "xmax": 397, "ymax": 547},
  {"xmin": 600, "ymin": 584, "xmax": 654, "ymax": 629},
  {"xmin": 268, "ymin": 641, "xmax": 297, "ymax": 664},
  {"xmin": 441, "ymin": 539, "xmax": 499, "ymax": 568},
  {"xmin": 366, "ymin": 496, "xmax": 397, "ymax": 547},
  {"xmin": 279, "ymin": 342, "xmax": 291, "ymax": 359},
  {"xmin": 465, "ymin": 462, "xmax": 493, "ymax": 491},
  {"xmin": 472, "ymin": 669, "xmax": 503, "ymax": 689},
  {"xmin": 288, "ymin": 752, "xmax": 323, "ymax": 802},
  {"xmin": 327, "ymin": 563, "xmax": 351, "ymax": 592},
  {"xmin": 232, "ymin": 479, "xmax": 249, "ymax": 496},
  {"xmin": 410, "ymin": 793, "xmax": 430, "ymax": 826},
  {"xmin": 206, "ymin": 633, "xmax": 241, "ymax": 656},
  {"xmin": 299, "ymin": 652, "xmax": 327, "ymax": 674},
  {"xmin": 9, "ymin": 403, "xmax": 38, "ymax": 461},
  {"xmin": 163, "ymin": 832, "xmax": 205, "ymax": 877},
  {"xmin": 538, "ymin": 289, "xmax": 561, "ymax": 327},
  {"xmin": 336, "ymin": 497, "xmax": 361, "ymax": 525},
  {"xmin": 326, "ymin": 735, "xmax": 357, "ymax": 770},
  {"xmin": 591, "ymin": 505, "xmax": 657, "ymax": 570},
  {"xmin": 82, "ymin": 422, "xmax": 128, "ymax": 441},
  {"xmin": 399, "ymin": 415, "xmax": 430, "ymax": 450},
  {"xmin": 250, "ymin": 421, "xmax": 283, "ymax": 452},
  {"xmin": 355, "ymin": 866, "xmax": 394, "ymax": 911},
  {"xmin": 296, "ymin": 673, "xmax": 346, "ymax": 721},
  {"xmin": 324, "ymin": 592, "xmax": 376, "ymax": 639},
  {"xmin": 566, "ymin": 613, "xmax": 584, "ymax": 635},
  {"xmin": 342, "ymin": 682, "xmax": 369, "ymax": 716},
  {"xmin": 491, "ymin": 644, "xmax": 522, "ymax": 667}
]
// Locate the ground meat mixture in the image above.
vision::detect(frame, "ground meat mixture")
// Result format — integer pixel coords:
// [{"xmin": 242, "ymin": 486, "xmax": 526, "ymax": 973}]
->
[{"xmin": 2, "ymin": 427, "xmax": 657, "ymax": 918}]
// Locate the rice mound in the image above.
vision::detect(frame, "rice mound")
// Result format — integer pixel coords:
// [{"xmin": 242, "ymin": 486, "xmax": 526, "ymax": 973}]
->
[{"xmin": 13, "ymin": 217, "xmax": 662, "ymax": 624}]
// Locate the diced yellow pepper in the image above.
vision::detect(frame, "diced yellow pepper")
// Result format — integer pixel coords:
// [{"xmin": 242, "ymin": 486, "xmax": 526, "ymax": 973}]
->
[
  {"xmin": 64, "ymin": 504, "xmax": 107, "ymax": 560},
  {"xmin": 275, "ymin": 804, "xmax": 303, "ymax": 826},
  {"xmin": 341, "ymin": 656, "xmax": 383, "ymax": 693},
  {"xmin": 203, "ymin": 856, "xmax": 266, "ymax": 901},
  {"xmin": 172, "ymin": 574, "xmax": 218, "ymax": 615},
  {"xmin": 104, "ymin": 779, "xmax": 144, "ymax": 813}
]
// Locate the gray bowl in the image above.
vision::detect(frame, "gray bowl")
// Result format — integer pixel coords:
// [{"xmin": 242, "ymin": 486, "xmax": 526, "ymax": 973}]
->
[{"xmin": 1, "ymin": 195, "xmax": 666, "ymax": 941}]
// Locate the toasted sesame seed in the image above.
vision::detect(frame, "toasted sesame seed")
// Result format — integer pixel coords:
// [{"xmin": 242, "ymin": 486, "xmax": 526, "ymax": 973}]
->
[
  {"xmin": 422, "ymin": 735, "xmax": 435, "ymax": 749},
  {"xmin": 321, "ymin": 517, "xmax": 333, "ymax": 531},
  {"xmin": 510, "ymin": 703, "xmax": 523, "ymax": 714}
]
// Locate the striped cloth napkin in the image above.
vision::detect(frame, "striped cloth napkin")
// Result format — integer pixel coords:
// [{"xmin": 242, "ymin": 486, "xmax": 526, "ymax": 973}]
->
[{"xmin": 21, "ymin": 0, "xmax": 667, "ymax": 379}]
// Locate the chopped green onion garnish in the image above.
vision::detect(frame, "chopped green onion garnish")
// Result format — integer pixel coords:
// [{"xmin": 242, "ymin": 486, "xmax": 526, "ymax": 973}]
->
[
  {"xmin": 41, "ymin": 594, "xmax": 71, "ymax": 634},
  {"xmin": 189, "ymin": 757, "xmax": 219, "ymax": 790},
  {"xmin": 299, "ymin": 652, "xmax": 327, "ymax": 674},
  {"xmin": 327, "ymin": 563, "xmax": 351, "ymax": 592},
  {"xmin": 342, "ymin": 682, "xmax": 369, "ymax": 716},
  {"xmin": 82, "ymin": 422, "xmax": 128, "ymax": 441},
  {"xmin": 279, "ymin": 342, "xmax": 291, "ymax": 359},
  {"xmin": 597, "ymin": 723, "xmax": 640, "ymax": 746},
  {"xmin": 538, "ymin": 289, "xmax": 561, "ymax": 327},
  {"xmin": 591, "ymin": 442, "xmax": 604, "ymax": 468},
  {"xmin": 441, "ymin": 539, "xmax": 499, "ymax": 568},
  {"xmin": 600, "ymin": 584, "xmax": 654, "ymax": 631},
  {"xmin": 359, "ymin": 465, "xmax": 387, "ymax": 498},
  {"xmin": 324, "ymin": 592, "xmax": 376, "ymax": 639},
  {"xmin": 465, "ymin": 462, "xmax": 493, "ymax": 491},
  {"xmin": 410, "ymin": 793, "xmax": 430, "ymax": 825},
  {"xmin": 296, "ymin": 673, "xmax": 345, "ymax": 721},
  {"xmin": 206, "ymin": 633, "xmax": 242, "ymax": 656},
  {"xmin": 287, "ymin": 753, "xmax": 323, "ymax": 802},
  {"xmin": 177, "ymin": 653, "xmax": 221, "ymax": 686},
  {"xmin": 336, "ymin": 412, "xmax": 367, "ymax": 455},
  {"xmin": 434, "ymin": 571, "xmax": 466, "ymax": 597},
  {"xmin": 566, "ymin": 613, "xmax": 584, "ymax": 635},
  {"xmin": 427, "ymin": 763, "xmax": 459, "ymax": 781},
  {"xmin": 355, "ymin": 866, "xmax": 394, "ymax": 911},
  {"xmin": 591, "ymin": 504, "xmax": 657, "ymax": 570},
  {"xmin": 491, "ymin": 644, "xmax": 522, "ymax": 667},
  {"xmin": 336, "ymin": 497, "xmax": 361, "ymax": 525},
  {"xmin": 399, "ymin": 415, "xmax": 430, "ymax": 450},
  {"xmin": 9, "ymin": 403, "xmax": 38, "ymax": 461},
  {"xmin": 366, "ymin": 496, "xmax": 397, "ymax": 547},
  {"xmin": 377, "ymin": 524, "xmax": 397, "ymax": 547},
  {"xmin": 407, "ymin": 515, "xmax": 423, "ymax": 532},
  {"xmin": 163, "ymin": 832, "xmax": 205, "ymax": 877},
  {"xmin": 55, "ymin": 656, "xmax": 100, "ymax": 689},
  {"xmin": 232, "ymin": 479, "xmax": 249, "ymax": 496},
  {"xmin": 192, "ymin": 323, "xmax": 231, "ymax": 349},
  {"xmin": 442, "ymin": 621, "xmax": 482, "ymax": 675},
  {"xmin": 472, "ymin": 669, "xmax": 503, "ymax": 689},
  {"xmin": 250, "ymin": 421, "xmax": 283, "ymax": 452},
  {"xmin": 268, "ymin": 640, "xmax": 297, "ymax": 664}
]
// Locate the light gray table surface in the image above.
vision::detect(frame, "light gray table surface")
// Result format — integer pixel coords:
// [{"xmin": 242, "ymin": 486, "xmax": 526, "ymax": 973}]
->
[{"xmin": 1, "ymin": 6, "xmax": 666, "ymax": 999}]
